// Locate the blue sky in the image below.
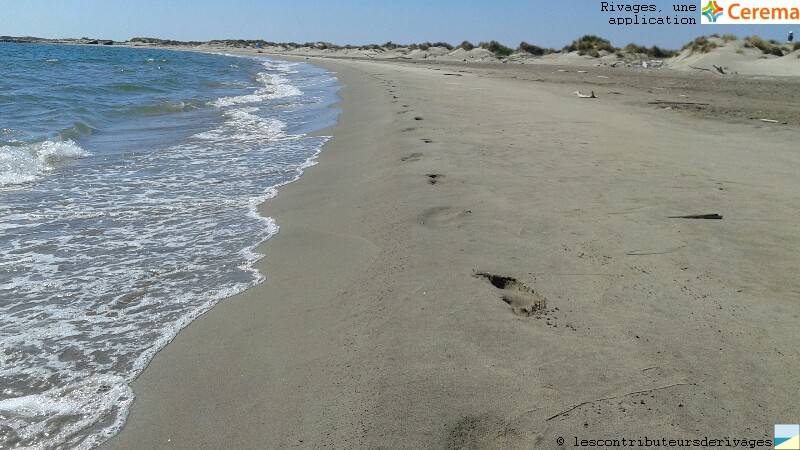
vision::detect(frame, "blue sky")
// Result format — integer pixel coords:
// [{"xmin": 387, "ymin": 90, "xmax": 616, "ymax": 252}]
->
[{"xmin": 0, "ymin": 0, "xmax": 793, "ymax": 49}]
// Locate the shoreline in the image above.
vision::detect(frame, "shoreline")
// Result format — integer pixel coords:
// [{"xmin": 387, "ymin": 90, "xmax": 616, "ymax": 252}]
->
[
  {"xmin": 0, "ymin": 46, "xmax": 342, "ymax": 450},
  {"xmin": 105, "ymin": 53, "xmax": 800, "ymax": 448},
  {"xmin": 103, "ymin": 57, "xmax": 384, "ymax": 449}
]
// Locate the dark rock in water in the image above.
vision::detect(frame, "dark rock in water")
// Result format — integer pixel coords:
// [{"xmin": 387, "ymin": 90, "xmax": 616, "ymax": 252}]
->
[
  {"xmin": 86, "ymin": 40, "xmax": 99, "ymax": 45},
  {"xmin": 102, "ymin": 40, "xmax": 114, "ymax": 46}
]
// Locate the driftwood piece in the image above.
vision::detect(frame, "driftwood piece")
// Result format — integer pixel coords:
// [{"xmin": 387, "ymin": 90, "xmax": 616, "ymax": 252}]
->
[
  {"xmin": 575, "ymin": 90, "xmax": 597, "ymax": 99},
  {"xmin": 649, "ymin": 100, "xmax": 709, "ymax": 106},
  {"xmin": 689, "ymin": 65, "xmax": 726, "ymax": 75},
  {"xmin": 668, "ymin": 214, "xmax": 723, "ymax": 220}
]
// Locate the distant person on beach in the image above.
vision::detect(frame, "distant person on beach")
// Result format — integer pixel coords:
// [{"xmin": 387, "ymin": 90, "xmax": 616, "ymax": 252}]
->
[{"xmin": 789, "ymin": 31, "xmax": 794, "ymax": 43}]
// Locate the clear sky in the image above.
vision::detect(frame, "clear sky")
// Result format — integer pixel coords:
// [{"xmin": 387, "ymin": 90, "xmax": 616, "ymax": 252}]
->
[{"xmin": 0, "ymin": 0, "xmax": 793, "ymax": 49}]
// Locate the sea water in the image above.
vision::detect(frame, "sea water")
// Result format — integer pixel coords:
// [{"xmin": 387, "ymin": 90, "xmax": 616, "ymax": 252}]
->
[{"xmin": 0, "ymin": 42, "xmax": 339, "ymax": 449}]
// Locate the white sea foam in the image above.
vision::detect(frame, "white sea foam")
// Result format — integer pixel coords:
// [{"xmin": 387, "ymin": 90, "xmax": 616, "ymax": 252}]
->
[
  {"xmin": 0, "ymin": 140, "xmax": 90, "ymax": 186},
  {"xmin": 211, "ymin": 61, "xmax": 303, "ymax": 107},
  {"xmin": 0, "ymin": 376, "xmax": 133, "ymax": 450}
]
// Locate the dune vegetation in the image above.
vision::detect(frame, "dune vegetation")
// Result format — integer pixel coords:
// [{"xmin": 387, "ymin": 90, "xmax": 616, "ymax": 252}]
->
[
  {"xmin": 679, "ymin": 34, "xmax": 796, "ymax": 58},
  {"xmin": 518, "ymin": 41, "xmax": 556, "ymax": 56},
  {"xmin": 564, "ymin": 35, "xmax": 615, "ymax": 57},
  {"xmin": 479, "ymin": 40, "xmax": 514, "ymax": 57},
  {"xmin": 744, "ymin": 36, "xmax": 786, "ymax": 56},
  {"xmin": 681, "ymin": 36, "xmax": 719, "ymax": 54},
  {"xmin": 124, "ymin": 33, "xmax": 800, "ymax": 64}
]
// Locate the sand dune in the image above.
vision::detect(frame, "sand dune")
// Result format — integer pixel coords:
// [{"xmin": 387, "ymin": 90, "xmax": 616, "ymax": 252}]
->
[
  {"xmin": 670, "ymin": 35, "xmax": 800, "ymax": 76},
  {"xmin": 214, "ymin": 35, "xmax": 800, "ymax": 77},
  {"xmin": 115, "ymin": 33, "xmax": 800, "ymax": 77}
]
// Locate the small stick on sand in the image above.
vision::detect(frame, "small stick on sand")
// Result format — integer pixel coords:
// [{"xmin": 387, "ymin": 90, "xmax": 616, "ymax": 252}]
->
[
  {"xmin": 546, "ymin": 383, "xmax": 693, "ymax": 421},
  {"xmin": 759, "ymin": 118, "xmax": 780, "ymax": 123},
  {"xmin": 626, "ymin": 245, "xmax": 687, "ymax": 256},
  {"xmin": 575, "ymin": 90, "xmax": 597, "ymax": 99}
]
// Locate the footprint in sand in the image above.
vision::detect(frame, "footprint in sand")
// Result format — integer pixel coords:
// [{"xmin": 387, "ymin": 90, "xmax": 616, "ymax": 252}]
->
[
  {"xmin": 421, "ymin": 139, "xmax": 434, "ymax": 144},
  {"xmin": 447, "ymin": 415, "xmax": 525, "ymax": 450},
  {"xmin": 419, "ymin": 206, "xmax": 472, "ymax": 228},
  {"xmin": 426, "ymin": 174, "xmax": 444, "ymax": 185},
  {"xmin": 474, "ymin": 272, "xmax": 549, "ymax": 317},
  {"xmin": 400, "ymin": 152, "xmax": 423, "ymax": 162}
]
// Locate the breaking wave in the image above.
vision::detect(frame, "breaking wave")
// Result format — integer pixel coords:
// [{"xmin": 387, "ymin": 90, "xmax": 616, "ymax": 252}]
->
[{"xmin": 0, "ymin": 140, "xmax": 90, "ymax": 187}]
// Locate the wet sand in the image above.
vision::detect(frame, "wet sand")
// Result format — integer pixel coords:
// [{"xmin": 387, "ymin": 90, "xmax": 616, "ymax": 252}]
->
[{"xmin": 105, "ymin": 55, "xmax": 800, "ymax": 449}]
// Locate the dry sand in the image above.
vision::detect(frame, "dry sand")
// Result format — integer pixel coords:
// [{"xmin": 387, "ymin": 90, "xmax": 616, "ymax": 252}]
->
[{"xmin": 104, "ymin": 53, "xmax": 800, "ymax": 449}]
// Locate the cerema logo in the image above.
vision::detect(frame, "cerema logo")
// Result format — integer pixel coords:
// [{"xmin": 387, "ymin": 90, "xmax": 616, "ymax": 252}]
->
[{"xmin": 702, "ymin": 0, "xmax": 725, "ymax": 21}]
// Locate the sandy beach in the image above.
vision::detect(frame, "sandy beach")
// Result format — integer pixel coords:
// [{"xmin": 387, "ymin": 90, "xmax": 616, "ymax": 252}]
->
[{"xmin": 103, "ymin": 53, "xmax": 800, "ymax": 449}]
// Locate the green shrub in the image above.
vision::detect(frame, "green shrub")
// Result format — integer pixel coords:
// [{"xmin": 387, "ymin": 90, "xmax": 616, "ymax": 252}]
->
[
  {"xmin": 624, "ymin": 43, "xmax": 648, "ymax": 54},
  {"xmin": 769, "ymin": 46, "xmax": 785, "ymax": 56},
  {"xmin": 518, "ymin": 41, "xmax": 549, "ymax": 56},
  {"xmin": 721, "ymin": 34, "xmax": 738, "ymax": 42},
  {"xmin": 564, "ymin": 35, "xmax": 615, "ymax": 55},
  {"xmin": 744, "ymin": 36, "xmax": 765, "ymax": 50},
  {"xmin": 648, "ymin": 45, "xmax": 676, "ymax": 58},
  {"xmin": 459, "ymin": 40, "xmax": 475, "ymax": 51},
  {"xmin": 479, "ymin": 40, "xmax": 514, "ymax": 57},
  {"xmin": 745, "ymin": 35, "xmax": 784, "ymax": 56},
  {"xmin": 682, "ymin": 36, "xmax": 718, "ymax": 53},
  {"xmin": 579, "ymin": 48, "xmax": 599, "ymax": 57},
  {"xmin": 622, "ymin": 43, "xmax": 676, "ymax": 57},
  {"xmin": 412, "ymin": 41, "xmax": 453, "ymax": 51}
]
